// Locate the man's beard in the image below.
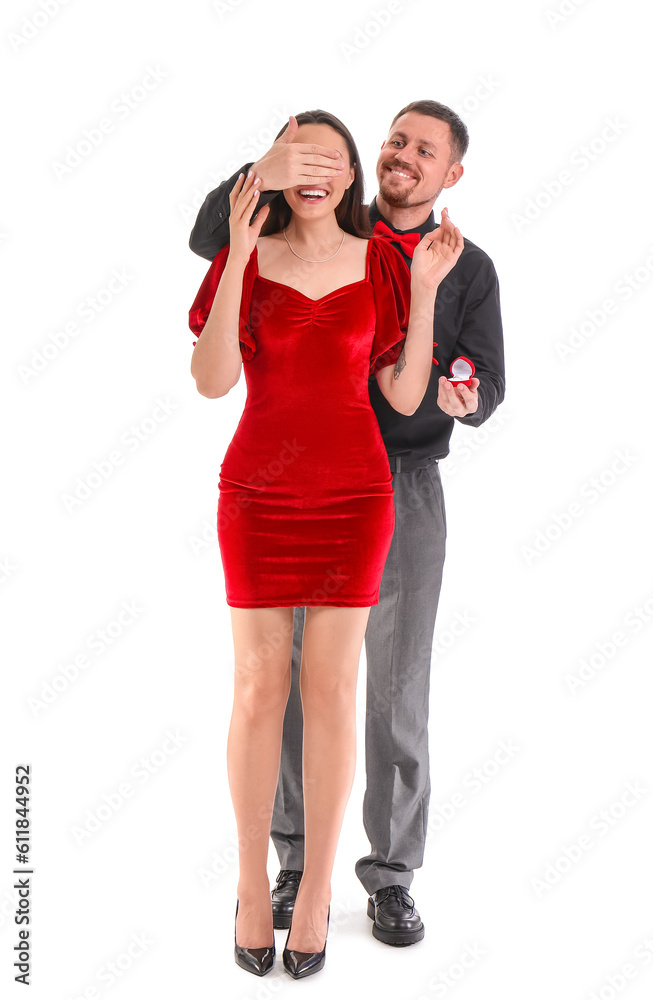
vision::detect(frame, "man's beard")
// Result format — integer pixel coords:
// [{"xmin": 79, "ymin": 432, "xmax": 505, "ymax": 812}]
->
[{"xmin": 379, "ymin": 170, "xmax": 444, "ymax": 210}]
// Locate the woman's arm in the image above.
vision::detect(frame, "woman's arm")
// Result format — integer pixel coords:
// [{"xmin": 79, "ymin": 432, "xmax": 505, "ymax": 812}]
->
[
  {"xmin": 375, "ymin": 208, "xmax": 464, "ymax": 415},
  {"xmin": 190, "ymin": 254, "xmax": 249, "ymax": 398},
  {"xmin": 375, "ymin": 283, "xmax": 437, "ymax": 415},
  {"xmin": 190, "ymin": 172, "xmax": 270, "ymax": 397}
]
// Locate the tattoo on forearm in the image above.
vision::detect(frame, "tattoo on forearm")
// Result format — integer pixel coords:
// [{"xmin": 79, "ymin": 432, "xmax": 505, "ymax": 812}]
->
[{"xmin": 393, "ymin": 348, "xmax": 406, "ymax": 380}]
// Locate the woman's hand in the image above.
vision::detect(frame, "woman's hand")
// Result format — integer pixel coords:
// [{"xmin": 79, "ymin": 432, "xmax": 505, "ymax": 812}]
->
[
  {"xmin": 227, "ymin": 171, "xmax": 271, "ymax": 265},
  {"xmin": 252, "ymin": 114, "xmax": 345, "ymax": 190},
  {"xmin": 411, "ymin": 207, "xmax": 464, "ymax": 291}
]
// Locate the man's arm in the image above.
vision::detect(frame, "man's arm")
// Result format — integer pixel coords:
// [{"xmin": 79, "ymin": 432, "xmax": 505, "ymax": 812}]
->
[
  {"xmin": 454, "ymin": 258, "xmax": 504, "ymax": 426},
  {"xmin": 189, "ymin": 162, "xmax": 280, "ymax": 261},
  {"xmin": 437, "ymin": 254, "xmax": 505, "ymax": 426}
]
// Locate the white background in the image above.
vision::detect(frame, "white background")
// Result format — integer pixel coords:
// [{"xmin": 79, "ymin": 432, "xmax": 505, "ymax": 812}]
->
[{"xmin": 2, "ymin": 0, "xmax": 652, "ymax": 997}]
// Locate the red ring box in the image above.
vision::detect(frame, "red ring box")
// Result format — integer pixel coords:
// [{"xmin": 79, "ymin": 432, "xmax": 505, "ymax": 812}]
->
[{"xmin": 448, "ymin": 356, "xmax": 475, "ymax": 387}]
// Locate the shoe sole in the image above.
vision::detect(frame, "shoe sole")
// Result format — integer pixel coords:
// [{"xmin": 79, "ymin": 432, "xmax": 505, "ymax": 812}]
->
[{"xmin": 366, "ymin": 897, "xmax": 425, "ymax": 946}]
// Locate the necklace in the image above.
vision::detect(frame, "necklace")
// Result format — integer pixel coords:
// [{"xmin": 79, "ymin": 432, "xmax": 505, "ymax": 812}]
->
[{"xmin": 282, "ymin": 227, "xmax": 345, "ymax": 263}]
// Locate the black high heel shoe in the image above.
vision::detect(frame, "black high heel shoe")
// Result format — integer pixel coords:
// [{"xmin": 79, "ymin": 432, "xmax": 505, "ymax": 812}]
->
[
  {"xmin": 282, "ymin": 904, "xmax": 330, "ymax": 979},
  {"xmin": 234, "ymin": 899, "xmax": 275, "ymax": 976}
]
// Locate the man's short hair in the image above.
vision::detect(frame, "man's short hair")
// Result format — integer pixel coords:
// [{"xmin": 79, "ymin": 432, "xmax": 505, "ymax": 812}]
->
[{"xmin": 390, "ymin": 100, "xmax": 469, "ymax": 165}]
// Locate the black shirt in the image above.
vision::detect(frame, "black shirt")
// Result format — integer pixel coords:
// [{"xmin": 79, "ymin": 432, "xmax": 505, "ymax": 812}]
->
[{"xmin": 189, "ymin": 163, "xmax": 505, "ymax": 462}]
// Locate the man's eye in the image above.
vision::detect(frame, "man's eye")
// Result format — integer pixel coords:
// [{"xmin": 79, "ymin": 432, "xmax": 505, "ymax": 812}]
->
[{"xmin": 419, "ymin": 149, "xmax": 431, "ymax": 156}]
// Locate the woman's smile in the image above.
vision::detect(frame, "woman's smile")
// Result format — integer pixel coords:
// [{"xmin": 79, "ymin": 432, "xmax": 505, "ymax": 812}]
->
[{"xmin": 296, "ymin": 187, "xmax": 330, "ymax": 203}]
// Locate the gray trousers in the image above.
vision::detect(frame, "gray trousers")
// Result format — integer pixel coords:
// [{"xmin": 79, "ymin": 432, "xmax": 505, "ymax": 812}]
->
[{"xmin": 270, "ymin": 460, "xmax": 447, "ymax": 896}]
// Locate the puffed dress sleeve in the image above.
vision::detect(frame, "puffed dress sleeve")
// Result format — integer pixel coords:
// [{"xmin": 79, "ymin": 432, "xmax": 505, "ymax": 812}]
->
[
  {"xmin": 368, "ymin": 236, "xmax": 411, "ymax": 377},
  {"xmin": 188, "ymin": 243, "xmax": 257, "ymax": 360}
]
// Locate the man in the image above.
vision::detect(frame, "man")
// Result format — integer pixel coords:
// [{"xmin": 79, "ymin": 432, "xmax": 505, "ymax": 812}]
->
[{"xmin": 189, "ymin": 100, "xmax": 505, "ymax": 946}]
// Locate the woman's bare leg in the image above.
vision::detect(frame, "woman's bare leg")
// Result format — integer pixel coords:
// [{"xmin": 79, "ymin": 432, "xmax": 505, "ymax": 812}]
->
[
  {"xmin": 286, "ymin": 604, "xmax": 371, "ymax": 952},
  {"xmin": 227, "ymin": 606, "xmax": 294, "ymax": 948}
]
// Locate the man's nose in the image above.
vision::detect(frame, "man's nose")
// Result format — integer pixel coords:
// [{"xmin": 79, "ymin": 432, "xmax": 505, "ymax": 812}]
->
[{"xmin": 395, "ymin": 147, "xmax": 417, "ymax": 168}]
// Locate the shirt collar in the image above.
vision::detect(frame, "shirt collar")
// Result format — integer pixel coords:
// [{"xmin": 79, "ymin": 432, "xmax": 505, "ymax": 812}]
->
[{"xmin": 368, "ymin": 196, "xmax": 436, "ymax": 239}]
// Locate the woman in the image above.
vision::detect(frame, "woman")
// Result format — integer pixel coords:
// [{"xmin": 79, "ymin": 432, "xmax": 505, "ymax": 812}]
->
[{"xmin": 188, "ymin": 110, "xmax": 463, "ymax": 979}]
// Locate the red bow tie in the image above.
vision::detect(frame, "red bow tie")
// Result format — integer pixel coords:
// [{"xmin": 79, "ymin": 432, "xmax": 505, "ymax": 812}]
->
[{"xmin": 373, "ymin": 219, "xmax": 421, "ymax": 258}]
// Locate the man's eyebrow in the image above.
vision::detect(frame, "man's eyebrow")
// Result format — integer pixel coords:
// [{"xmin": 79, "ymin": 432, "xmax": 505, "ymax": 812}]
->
[{"xmin": 390, "ymin": 130, "xmax": 438, "ymax": 150}]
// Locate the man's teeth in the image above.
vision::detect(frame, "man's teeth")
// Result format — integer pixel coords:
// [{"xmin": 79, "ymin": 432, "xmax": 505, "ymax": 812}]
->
[{"xmin": 390, "ymin": 169, "xmax": 414, "ymax": 180}]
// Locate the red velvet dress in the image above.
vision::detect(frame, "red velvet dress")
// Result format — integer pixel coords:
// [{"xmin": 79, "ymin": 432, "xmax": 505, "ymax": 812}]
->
[{"xmin": 189, "ymin": 236, "xmax": 410, "ymax": 608}]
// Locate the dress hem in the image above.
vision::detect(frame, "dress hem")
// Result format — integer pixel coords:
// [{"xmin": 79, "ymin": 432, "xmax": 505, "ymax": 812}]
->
[{"xmin": 226, "ymin": 597, "xmax": 379, "ymax": 609}]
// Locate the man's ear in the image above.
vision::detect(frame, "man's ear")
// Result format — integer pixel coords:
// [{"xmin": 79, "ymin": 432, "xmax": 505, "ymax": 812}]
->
[{"xmin": 443, "ymin": 162, "xmax": 464, "ymax": 190}]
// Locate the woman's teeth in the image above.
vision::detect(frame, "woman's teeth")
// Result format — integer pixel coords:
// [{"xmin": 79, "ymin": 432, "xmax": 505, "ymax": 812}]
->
[{"xmin": 298, "ymin": 189, "xmax": 328, "ymax": 201}]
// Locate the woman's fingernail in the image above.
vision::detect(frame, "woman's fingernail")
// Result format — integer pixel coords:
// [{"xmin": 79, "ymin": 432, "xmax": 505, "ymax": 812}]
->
[
  {"xmin": 247, "ymin": 169, "xmax": 252, "ymax": 178},
  {"xmin": 253, "ymin": 176, "xmax": 260, "ymax": 185}
]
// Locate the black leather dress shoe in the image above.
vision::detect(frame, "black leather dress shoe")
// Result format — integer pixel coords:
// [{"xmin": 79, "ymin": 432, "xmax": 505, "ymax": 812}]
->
[
  {"xmin": 283, "ymin": 905, "xmax": 329, "ymax": 979},
  {"xmin": 234, "ymin": 899, "xmax": 275, "ymax": 976},
  {"xmin": 367, "ymin": 885, "xmax": 425, "ymax": 946},
  {"xmin": 271, "ymin": 869, "xmax": 303, "ymax": 929}
]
